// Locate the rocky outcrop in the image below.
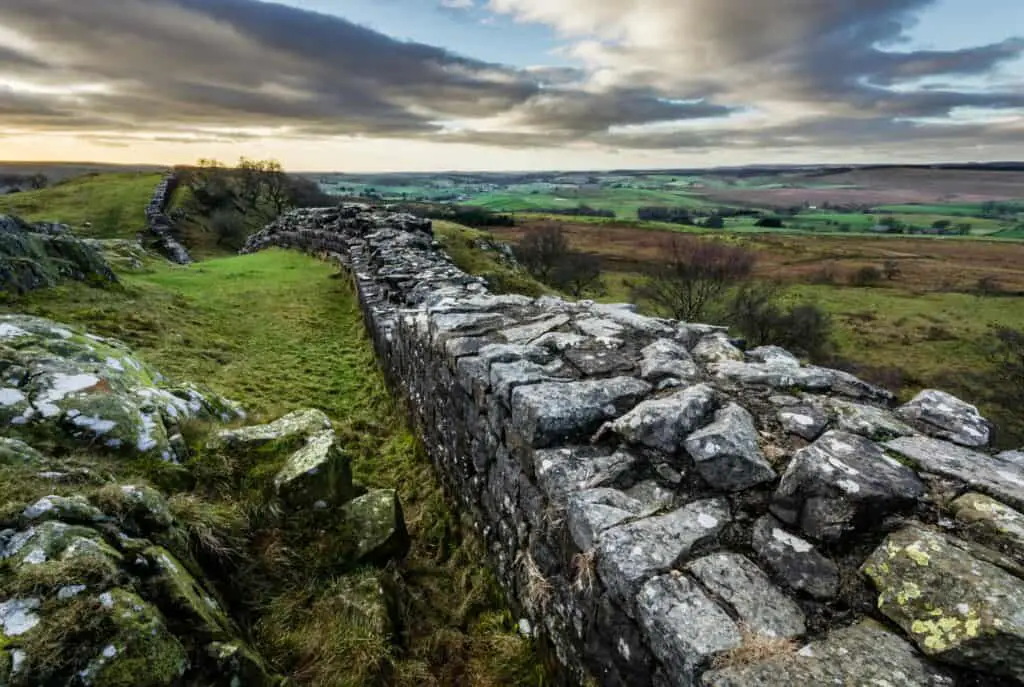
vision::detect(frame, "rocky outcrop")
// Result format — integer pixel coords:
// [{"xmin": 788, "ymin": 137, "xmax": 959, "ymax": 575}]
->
[
  {"xmin": 242, "ymin": 205, "xmax": 1024, "ymax": 686},
  {"xmin": 0, "ymin": 313, "xmax": 411, "ymax": 685},
  {"xmin": 0, "ymin": 215, "xmax": 117, "ymax": 293},
  {"xmin": 0, "ymin": 314, "xmax": 244, "ymax": 462},
  {"xmin": 143, "ymin": 175, "xmax": 191, "ymax": 265}
]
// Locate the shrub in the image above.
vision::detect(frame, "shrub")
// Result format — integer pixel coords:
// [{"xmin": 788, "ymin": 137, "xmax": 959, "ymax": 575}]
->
[
  {"xmin": 727, "ymin": 283, "xmax": 832, "ymax": 360},
  {"xmin": 633, "ymin": 236, "xmax": 756, "ymax": 321},
  {"xmin": 514, "ymin": 224, "xmax": 569, "ymax": 283},
  {"xmin": 850, "ymin": 266, "xmax": 883, "ymax": 287},
  {"xmin": 882, "ymin": 260, "xmax": 901, "ymax": 281},
  {"xmin": 208, "ymin": 208, "xmax": 251, "ymax": 251},
  {"xmin": 976, "ymin": 276, "xmax": 1003, "ymax": 296}
]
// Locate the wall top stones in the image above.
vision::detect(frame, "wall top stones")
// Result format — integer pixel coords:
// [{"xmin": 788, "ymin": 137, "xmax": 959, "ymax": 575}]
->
[{"xmin": 243, "ymin": 204, "xmax": 1024, "ymax": 687}]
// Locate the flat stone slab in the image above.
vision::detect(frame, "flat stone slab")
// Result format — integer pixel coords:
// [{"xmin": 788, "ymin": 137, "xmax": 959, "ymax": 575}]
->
[
  {"xmin": 685, "ymin": 403, "xmax": 776, "ymax": 491},
  {"xmin": 637, "ymin": 572, "xmax": 741, "ymax": 684},
  {"xmin": 212, "ymin": 408, "xmax": 331, "ymax": 449},
  {"xmin": 897, "ymin": 389, "xmax": 991, "ymax": 448},
  {"xmin": 886, "ymin": 436, "xmax": 1024, "ymax": 511},
  {"xmin": 597, "ymin": 498, "xmax": 729, "ymax": 604},
  {"xmin": 702, "ymin": 619, "xmax": 953, "ymax": 686},
  {"xmin": 952, "ymin": 493, "xmax": 1024, "ymax": 562},
  {"xmin": 687, "ymin": 553, "xmax": 806, "ymax": 639},
  {"xmin": 773, "ymin": 431, "xmax": 925, "ymax": 542},
  {"xmin": 862, "ymin": 525, "xmax": 1024, "ymax": 681},
  {"xmin": 751, "ymin": 515, "xmax": 839, "ymax": 600},
  {"xmin": 603, "ymin": 384, "xmax": 717, "ymax": 455},
  {"xmin": 510, "ymin": 377, "xmax": 651, "ymax": 448}
]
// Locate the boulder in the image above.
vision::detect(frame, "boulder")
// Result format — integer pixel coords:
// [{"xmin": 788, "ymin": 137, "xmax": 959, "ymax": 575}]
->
[
  {"xmin": 751, "ymin": 516, "xmax": 839, "ymax": 600},
  {"xmin": 509, "ymin": 377, "xmax": 651, "ymax": 449},
  {"xmin": 532, "ymin": 446, "xmax": 638, "ymax": 500},
  {"xmin": 601, "ymin": 384, "xmax": 717, "ymax": 455},
  {"xmin": 341, "ymin": 490, "xmax": 410, "ymax": 564},
  {"xmin": 952, "ymin": 493, "xmax": 1024, "ymax": 561},
  {"xmin": 777, "ymin": 405, "xmax": 829, "ymax": 441},
  {"xmin": 639, "ymin": 339, "xmax": 700, "ymax": 385},
  {"xmin": 897, "ymin": 389, "xmax": 991, "ymax": 447},
  {"xmin": 702, "ymin": 619, "xmax": 952, "ymax": 686},
  {"xmin": 693, "ymin": 336, "xmax": 744, "ymax": 364},
  {"xmin": 886, "ymin": 436, "xmax": 1024, "ymax": 510},
  {"xmin": 825, "ymin": 398, "xmax": 914, "ymax": 440},
  {"xmin": 862, "ymin": 525, "xmax": 1024, "ymax": 681},
  {"xmin": 772, "ymin": 431, "xmax": 925, "ymax": 542},
  {"xmin": 596, "ymin": 498, "xmax": 729, "ymax": 604},
  {"xmin": 636, "ymin": 572, "xmax": 741, "ymax": 683},
  {"xmin": 687, "ymin": 553, "xmax": 806, "ymax": 639},
  {"xmin": 566, "ymin": 488, "xmax": 645, "ymax": 551},
  {"xmin": 0, "ymin": 315, "xmax": 243, "ymax": 462},
  {"xmin": 684, "ymin": 404, "xmax": 777, "ymax": 491},
  {"xmin": 273, "ymin": 429, "xmax": 355, "ymax": 507}
]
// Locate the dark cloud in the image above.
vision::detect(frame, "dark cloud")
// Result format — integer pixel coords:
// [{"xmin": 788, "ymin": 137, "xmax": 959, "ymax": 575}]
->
[
  {"xmin": 513, "ymin": 88, "xmax": 735, "ymax": 134},
  {"xmin": 0, "ymin": 0, "xmax": 1020, "ymax": 158},
  {"xmin": 0, "ymin": 0, "xmax": 543, "ymax": 136}
]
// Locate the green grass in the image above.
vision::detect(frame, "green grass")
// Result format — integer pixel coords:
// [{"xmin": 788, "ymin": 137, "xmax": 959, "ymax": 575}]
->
[
  {"xmin": 466, "ymin": 187, "xmax": 716, "ymax": 216},
  {"xmin": 434, "ymin": 221, "xmax": 553, "ymax": 297},
  {"xmin": 0, "ymin": 172, "xmax": 164, "ymax": 240},
  {"xmin": 1, "ymin": 249, "xmax": 543, "ymax": 686}
]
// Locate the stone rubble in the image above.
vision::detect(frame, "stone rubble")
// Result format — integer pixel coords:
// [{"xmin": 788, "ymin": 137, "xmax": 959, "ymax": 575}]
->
[{"xmin": 240, "ymin": 204, "xmax": 1024, "ymax": 686}]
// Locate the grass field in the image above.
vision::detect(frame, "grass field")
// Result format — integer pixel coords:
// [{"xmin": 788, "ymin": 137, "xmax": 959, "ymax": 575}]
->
[
  {"xmin": 0, "ymin": 172, "xmax": 163, "ymax": 239},
  {"xmin": 467, "ymin": 187, "xmax": 715, "ymax": 215},
  {"xmin": 1, "ymin": 250, "xmax": 543, "ymax": 686}
]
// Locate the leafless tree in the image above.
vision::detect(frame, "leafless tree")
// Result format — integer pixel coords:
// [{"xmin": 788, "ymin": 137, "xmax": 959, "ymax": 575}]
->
[{"xmin": 633, "ymin": 236, "xmax": 756, "ymax": 321}]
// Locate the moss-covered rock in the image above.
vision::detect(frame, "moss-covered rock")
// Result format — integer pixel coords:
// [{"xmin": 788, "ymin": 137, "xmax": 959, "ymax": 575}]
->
[
  {"xmin": 340, "ymin": 490, "xmax": 409, "ymax": 564},
  {"xmin": 952, "ymin": 492, "xmax": 1024, "ymax": 562},
  {"xmin": 0, "ymin": 217, "xmax": 117, "ymax": 294},
  {"xmin": 862, "ymin": 525, "xmax": 1024, "ymax": 681},
  {"xmin": 0, "ymin": 439, "xmax": 43, "ymax": 466},
  {"xmin": 274, "ymin": 430, "xmax": 355, "ymax": 508},
  {"xmin": 0, "ymin": 314, "xmax": 243, "ymax": 462}
]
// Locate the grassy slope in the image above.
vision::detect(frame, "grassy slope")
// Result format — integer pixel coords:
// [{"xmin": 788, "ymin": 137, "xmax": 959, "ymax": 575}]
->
[
  {"xmin": 0, "ymin": 250, "xmax": 543, "ymax": 686},
  {"xmin": 0, "ymin": 172, "xmax": 163, "ymax": 239}
]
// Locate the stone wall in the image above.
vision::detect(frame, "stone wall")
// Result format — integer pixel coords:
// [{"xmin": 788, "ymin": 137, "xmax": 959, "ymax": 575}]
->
[
  {"xmin": 242, "ymin": 206, "xmax": 1024, "ymax": 687},
  {"xmin": 144, "ymin": 174, "xmax": 192, "ymax": 264}
]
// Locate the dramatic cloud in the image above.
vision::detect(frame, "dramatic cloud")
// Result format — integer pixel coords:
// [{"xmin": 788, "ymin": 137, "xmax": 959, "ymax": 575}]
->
[{"xmin": 0, "ymin": 0, "xmax": 1021, "ymax": 162}]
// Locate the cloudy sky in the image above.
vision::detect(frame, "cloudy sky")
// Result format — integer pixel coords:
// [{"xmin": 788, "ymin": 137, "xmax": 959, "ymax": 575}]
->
[{"xmin": 1, "ymin": 0, "xmax": 1022, "ymax": 171}]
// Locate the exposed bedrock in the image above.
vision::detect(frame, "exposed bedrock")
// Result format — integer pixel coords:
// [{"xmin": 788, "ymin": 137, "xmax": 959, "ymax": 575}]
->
[{"xmin": 242, "ymin": 205, "xmax": 1024, "ymax": 686}]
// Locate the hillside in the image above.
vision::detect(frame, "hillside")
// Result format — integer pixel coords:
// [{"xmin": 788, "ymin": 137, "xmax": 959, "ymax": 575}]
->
[
  {"xmin": 0, "ymin": 186, "xmax": 544, "ymax": 685},
  {"xmin": 0, "ymin": 172, "xmax": 165, "ymax": 240}
]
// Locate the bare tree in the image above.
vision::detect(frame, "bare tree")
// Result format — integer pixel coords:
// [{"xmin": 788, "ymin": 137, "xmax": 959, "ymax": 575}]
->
[
  {"xmin": 515, "ymin": 224, "xmax": 570, "ymax": 283},
  {"xmin": 552, "ymin": 251, "xmax": 604, "ymax": 298},
  {"xmin": 633, "ymin": 236, "xmax": 756, "ymax": 321}
]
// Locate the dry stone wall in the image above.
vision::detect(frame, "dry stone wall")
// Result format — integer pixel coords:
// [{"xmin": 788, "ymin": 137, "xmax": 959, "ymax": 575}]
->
[
  {"xmin": 242, "ymin": 206, "xmax": 1024, "ymax": 687},
  {"xmin": 144, "ymin": 174, "xmax": 192, "ymax": 264}
]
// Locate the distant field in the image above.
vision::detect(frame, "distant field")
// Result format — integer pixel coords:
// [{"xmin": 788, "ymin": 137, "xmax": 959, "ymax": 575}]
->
[
  {"xmin": 0, "ymin": 172, "xmax": 162, "ymax": 239},
  {"xmin": 465, "ymin": 187, "xmax": 715, "ymax": 215}
]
